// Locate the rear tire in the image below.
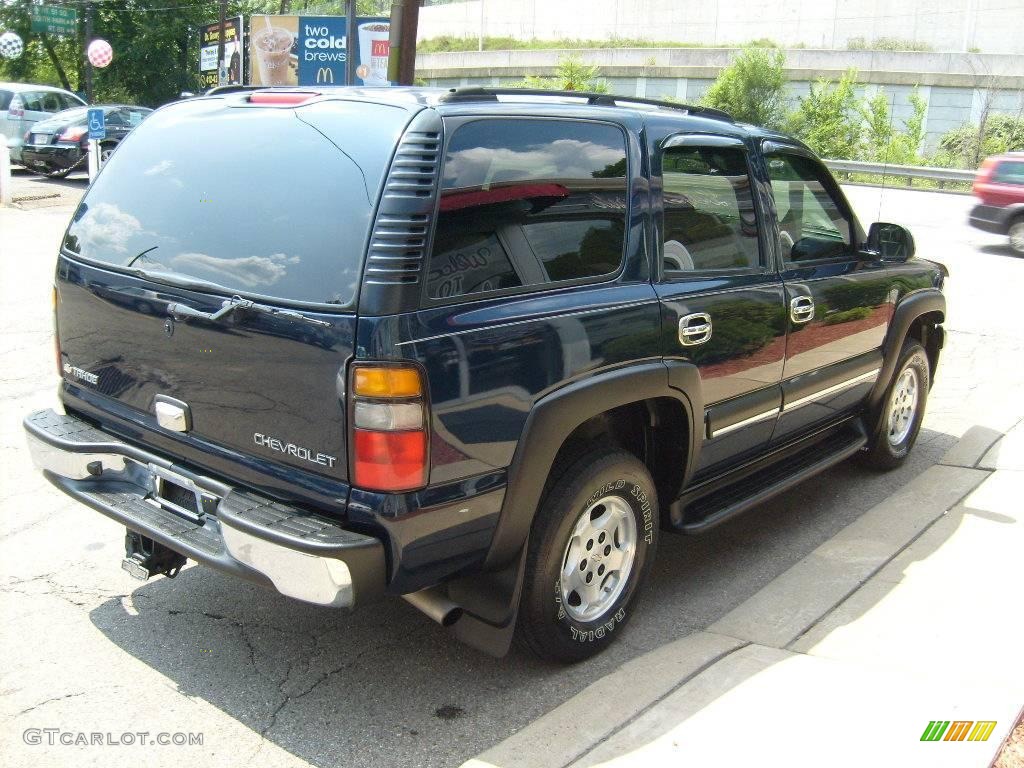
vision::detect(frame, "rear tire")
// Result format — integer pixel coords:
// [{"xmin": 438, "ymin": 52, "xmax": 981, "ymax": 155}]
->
[
  {"xmin": 1008, "ymin": 217, "xmax": 1024, "ymax": 256},
  {"xmin": 516, "ymin": 448, "xmax": 658, "ymax": 662},
  {"xmin": 859, "ymin": 339, "xmax": 930, "ymax": 470}
]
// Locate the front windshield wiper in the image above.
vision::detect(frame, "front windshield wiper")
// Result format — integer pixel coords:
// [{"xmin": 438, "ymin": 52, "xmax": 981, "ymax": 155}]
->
[{"xmin": 166, "ymin": 294, "xmax": 331, "ymax": 328}]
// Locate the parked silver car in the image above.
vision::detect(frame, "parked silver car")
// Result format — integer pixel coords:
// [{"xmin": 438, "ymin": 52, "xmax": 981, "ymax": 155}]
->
[{"xmin": 1, "ymin": 82, "xmax": 87, "ymax": 165}]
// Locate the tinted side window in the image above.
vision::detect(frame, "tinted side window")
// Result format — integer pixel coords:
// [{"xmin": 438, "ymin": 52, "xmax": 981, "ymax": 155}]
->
[
  {"xmin": 20, "ymin": 92, "xmax": 43, "ymax": 112},
  {"xmin": 766, "ymin": 153, "xmax": 852, "ymax": 263},
  {"xmin": 40, "ymin": 92, "xmax": 62, "ymax": 113},
  {"xmin": 425, "ymin": 119, "xmax": 628, "ymax": 301},
  {"xmin": 993, "ymin": 161, "xmax": 1024, "ymax": 185},
  {"xmin": 661, "ymin": 144, "xmax": 761, "ymax": 275},
  {"xmin": 0, "ymin": 90, "xmax": 12, "ymax": 111}
]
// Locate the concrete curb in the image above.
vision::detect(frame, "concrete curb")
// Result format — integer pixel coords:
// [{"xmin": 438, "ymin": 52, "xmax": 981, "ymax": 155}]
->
[
  {"xmin": 463, "ymin": 632, "xmax": 746, "ymax": 768},
  {"xmin": 461, "ymin": 456, "xmax": 996, "ymax": 768}
]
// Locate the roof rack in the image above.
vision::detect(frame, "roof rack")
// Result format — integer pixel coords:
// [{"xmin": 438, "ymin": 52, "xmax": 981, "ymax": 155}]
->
[
  {"xmin": 437, "ymin": 87, "xmax": 734, "ymax": 123},
  {"xmin": 204, "ymin": 84, "xmax": 266, "ymax": 96}
]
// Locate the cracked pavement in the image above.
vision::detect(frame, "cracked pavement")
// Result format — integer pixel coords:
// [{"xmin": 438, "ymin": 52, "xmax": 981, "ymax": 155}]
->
[{"xmin": 2, "ymin": 182, "xmax": 1022, "ymax": 767}]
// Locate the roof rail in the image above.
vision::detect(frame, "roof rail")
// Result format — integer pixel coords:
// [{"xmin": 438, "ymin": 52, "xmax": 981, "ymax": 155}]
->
[
  {"xmin": 204, "ymin": 84, "xmax": 265, "ymax": 96},
  {"xmin": 437, "ymin": 87, "xmax": 734, "ymax": 123}
]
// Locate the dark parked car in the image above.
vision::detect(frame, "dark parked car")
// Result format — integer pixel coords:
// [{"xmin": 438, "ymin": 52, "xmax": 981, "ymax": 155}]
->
[
  {"xmin": 969, "ymin": 152, "xmax": 1024, "ymax": 255},
  {"xmin": 1, "ymin": 82, "xmax": 86, "ymax": 166},
  {"xmin": 25, "ymin": 87, "xmax": 946, "ymax": 662},
  {"xmin": 21, "ymin": 104, "xmax": 152, "ymax": 178}
]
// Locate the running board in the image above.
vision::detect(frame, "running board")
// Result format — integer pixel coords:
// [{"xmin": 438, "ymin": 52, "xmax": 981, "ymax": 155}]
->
[{"xmin": 670, "ymin": 422, "xmax": 868, "ymax": 534}]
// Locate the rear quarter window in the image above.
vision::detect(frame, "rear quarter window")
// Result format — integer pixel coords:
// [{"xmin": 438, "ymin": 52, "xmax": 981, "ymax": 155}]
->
[
  {"xmin": 424, "ymin": 118, "xmax": 629, "ymax": 302},
  {"xmin": 0, "ymin": 90, "xmax": 12, "ymax": 111}
]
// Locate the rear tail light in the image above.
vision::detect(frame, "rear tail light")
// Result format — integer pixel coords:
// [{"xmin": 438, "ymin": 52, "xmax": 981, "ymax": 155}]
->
[
  {"xmin": 350, "ymin": 364, "xmax": 429, "ymax": 492},
  {"xmin": 8, "ymin": 96, "xmax": 24, "ymax": 118},
  {"xmin": 249, "ymin": 91, "xmax": 320, "ymax": 105},
  {"xmin": 58, "ymin": 126, "xmax": 87, "ymax": 143},
  {"xmin": 974, "ymin": 157, "xmax": 998, "ymax": 195}
]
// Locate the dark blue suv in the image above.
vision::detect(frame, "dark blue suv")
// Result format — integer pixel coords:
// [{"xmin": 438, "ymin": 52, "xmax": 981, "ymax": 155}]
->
[{"xmin": 25, "ymin": 87, "xmax": 946, "ymax": 661}]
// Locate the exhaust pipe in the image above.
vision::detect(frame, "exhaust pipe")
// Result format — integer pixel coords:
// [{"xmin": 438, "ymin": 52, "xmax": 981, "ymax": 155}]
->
[{"xmin": 402, "ymin": 587, "xmax": 463, "ymax": 627}]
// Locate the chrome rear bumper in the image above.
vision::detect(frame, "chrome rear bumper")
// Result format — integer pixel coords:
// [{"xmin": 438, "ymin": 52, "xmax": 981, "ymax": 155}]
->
[{"xmin": 23, "ymin": 409, "xmax": 385, "ymax": 608}]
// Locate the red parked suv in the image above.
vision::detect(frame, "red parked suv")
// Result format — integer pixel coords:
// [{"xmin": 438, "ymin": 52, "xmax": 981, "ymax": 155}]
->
[{"xmin": 969, "ymin": 152, "xmax": 1024, "ymax": 255}]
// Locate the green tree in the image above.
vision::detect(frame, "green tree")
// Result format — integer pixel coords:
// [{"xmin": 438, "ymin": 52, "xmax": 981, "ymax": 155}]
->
[
  {"xmin": 0, "ymin": 0, "xmax": 390, "ymax": 106},
  {"xmin": 701, "ymin": 46, "xmax": 787, "ymax": 129},
  {"xmin": 937, "ymin": 113, "xmax": 1024, "ymax": 167},
  {"xmin": 859, "ymin": 87, "xmax": 927, "ymax": 164},
  {"xmin": 517, "ymin": 54, "xmax": 608, "ymax": 92},
  {"xmin": 786, "ymin": 69, "xmax": 862, "ymax": 159}
]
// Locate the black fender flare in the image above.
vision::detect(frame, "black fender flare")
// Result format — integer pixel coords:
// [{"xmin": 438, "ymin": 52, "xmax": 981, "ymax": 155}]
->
[
  {"xmin": 444, "ymin": 360, "xmax": 700, "ymax": 657},
  {"xmin": 999, "ymin": 202, "xmax": 1024, "ymax": 228},
  {"xmin": 484, "ymin": 359, "xmax": 700, "ymax": 571},
  {"xmin": 867, "ymin": 289, "xmax": 945, "ymax": 412}
]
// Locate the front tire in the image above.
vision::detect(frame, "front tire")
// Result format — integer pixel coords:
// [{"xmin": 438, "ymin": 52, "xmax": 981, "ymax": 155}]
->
[
  {"xmin": 860, "ymin": 339, "xmax": 930, "ymax": 470},
  {"xmin": 516, "ymin": 448, "xmax": 658, "ymax": 662}
]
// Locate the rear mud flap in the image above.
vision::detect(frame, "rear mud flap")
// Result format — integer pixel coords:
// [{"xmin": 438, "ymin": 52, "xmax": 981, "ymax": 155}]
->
[{"xmin": 446, "ymin": 543, "xmax": 528, "ymax": 658}]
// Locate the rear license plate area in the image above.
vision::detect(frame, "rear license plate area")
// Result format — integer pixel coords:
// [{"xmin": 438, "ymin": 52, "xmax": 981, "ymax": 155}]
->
[{"xmin": 145, "ymin": 465, "xmax": 219, "ymax": 524}]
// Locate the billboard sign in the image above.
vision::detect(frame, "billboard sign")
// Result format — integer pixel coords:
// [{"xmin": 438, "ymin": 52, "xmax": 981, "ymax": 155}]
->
[
  {"xmin": 249, "ymin": 16, "xmax": 390, "ymax": 87},
  {"xmin": 200, "ymin": 17, "xmax": 243, "ymax": 89}
]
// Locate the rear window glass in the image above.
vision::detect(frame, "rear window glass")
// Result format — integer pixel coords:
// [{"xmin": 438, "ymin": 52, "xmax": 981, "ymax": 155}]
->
[
  {"xmin": 52, "ymin": 107, "xmax": 89, "ymax": 123},
  {"xmin": 63, "ymin": 98, "xmax": 407, "ymax": 308},
  {"xmin": 425, "ymin": 119, "xmax": 628, "ymax": 301}
]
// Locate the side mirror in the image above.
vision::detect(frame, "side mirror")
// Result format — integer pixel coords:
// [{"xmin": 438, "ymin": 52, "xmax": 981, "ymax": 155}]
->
[{"xmin": 864, "ymin": 222, "xmax": 915, "ymax": 262}]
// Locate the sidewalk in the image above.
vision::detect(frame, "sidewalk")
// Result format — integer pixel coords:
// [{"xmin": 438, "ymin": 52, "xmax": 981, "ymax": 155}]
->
[{"xmin": 464, "ymin": 421, "xmax": 1024, "ymax": 768}]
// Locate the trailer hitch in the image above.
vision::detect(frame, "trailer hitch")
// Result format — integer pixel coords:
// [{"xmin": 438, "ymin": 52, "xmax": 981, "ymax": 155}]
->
[{"xmin": 122, "ymin": 531, "xmax": 187, "ymax": 581}]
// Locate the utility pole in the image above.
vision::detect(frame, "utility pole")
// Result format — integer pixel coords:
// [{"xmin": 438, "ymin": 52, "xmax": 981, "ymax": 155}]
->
[
  {"xmin": 84, "ymin": 1, "xmax": 94, "ymax": 102},
  {"xmin": 217, "ymin": 0, "xmax": 227, "ymax": 86},
  {"xmin": 387, "ymin": 0, "xmax": 420, "ymax": 86},
  {"xmin": 346, "ymin": 0, "xmax": 356, "ymax": 85}
]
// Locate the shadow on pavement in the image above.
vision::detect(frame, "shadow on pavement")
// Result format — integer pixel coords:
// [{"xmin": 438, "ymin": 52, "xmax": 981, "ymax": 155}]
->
[
  {"xmin": 979, "ymin": 243, "xmax": 1021, "ymax": 258},
  {"xmin": 87, "ymin": 426, "xmax": 959, "ymax": 768}
]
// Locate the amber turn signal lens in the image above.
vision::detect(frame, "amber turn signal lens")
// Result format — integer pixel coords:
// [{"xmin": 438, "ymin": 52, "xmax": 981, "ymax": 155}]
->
[{"xmin": 352, "ymin": 366, "xmax": 423, "ymax": 398}]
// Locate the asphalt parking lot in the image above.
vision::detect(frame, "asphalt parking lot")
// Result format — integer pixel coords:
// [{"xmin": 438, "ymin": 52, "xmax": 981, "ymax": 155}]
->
[{"xmin": 1, "ymin": 175, "xmax": 1022, "ymax": 768}]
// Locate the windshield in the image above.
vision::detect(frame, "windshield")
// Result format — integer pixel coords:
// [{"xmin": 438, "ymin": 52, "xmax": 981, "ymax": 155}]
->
[{"xmin": 63, "ymin": 97, "xmax": 410, "ymax": 308}]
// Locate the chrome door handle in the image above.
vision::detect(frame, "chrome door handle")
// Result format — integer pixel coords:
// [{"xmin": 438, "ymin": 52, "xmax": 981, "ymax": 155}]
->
[
  {"xmin": 790, "ymin": 296, "xmax": 815, "ymax": 324},
  {"xmin": 678, "ymin": 313, "xmax": 713, "ymax": 346}
]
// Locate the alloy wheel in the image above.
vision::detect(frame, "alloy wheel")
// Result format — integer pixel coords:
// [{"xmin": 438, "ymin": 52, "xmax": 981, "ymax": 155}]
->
[{"xmin": 559, "ymin": 495, "xmax": 637, "ymax": 622}]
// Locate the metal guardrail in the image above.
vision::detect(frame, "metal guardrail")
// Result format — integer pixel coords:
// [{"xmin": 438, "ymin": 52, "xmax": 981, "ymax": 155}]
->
[{"xmin": 824, "ymin": 159, "xmax": 976, "ymax": 188}]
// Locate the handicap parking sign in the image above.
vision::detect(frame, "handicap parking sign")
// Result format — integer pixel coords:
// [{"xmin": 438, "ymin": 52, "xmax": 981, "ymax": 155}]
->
[{"xmin": 87, "ymin": 108, "xmax": 105, "ymax": 140}]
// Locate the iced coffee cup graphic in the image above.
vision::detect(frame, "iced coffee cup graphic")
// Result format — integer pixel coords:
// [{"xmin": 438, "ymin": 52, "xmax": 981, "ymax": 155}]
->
[
  {"xmin": 358, "ymin": 22, "xmax": 390, "ymax": 86},
  {"xmin": 254, "ymin": 25, "xmax": 295, "ymax": 86}
]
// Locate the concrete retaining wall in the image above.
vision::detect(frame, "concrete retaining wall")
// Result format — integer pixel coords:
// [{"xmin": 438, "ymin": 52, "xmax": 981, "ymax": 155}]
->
[
  {"xmin": 419, "ymin": 0, "xmax": 1024, "ymax": 56},
  {"xmin": 416, "ymin": 48, "xmax": 1024, "ymax": 149}
]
